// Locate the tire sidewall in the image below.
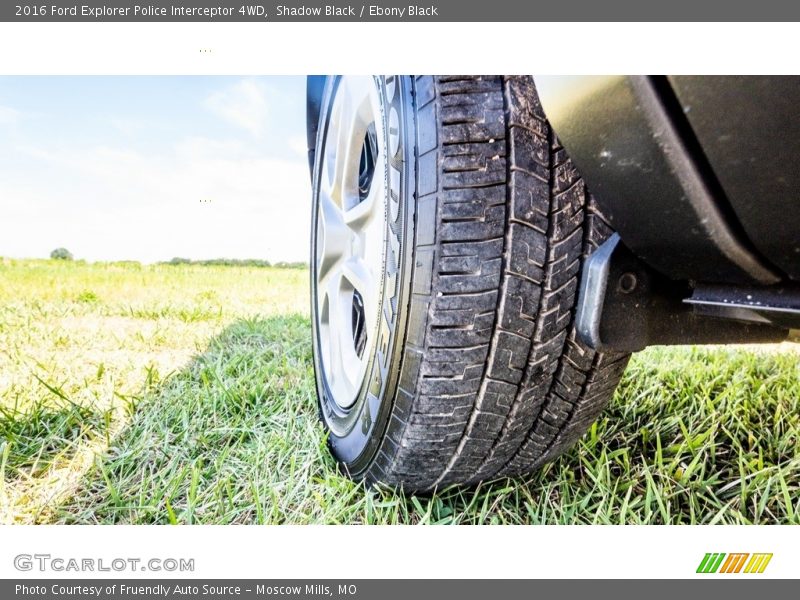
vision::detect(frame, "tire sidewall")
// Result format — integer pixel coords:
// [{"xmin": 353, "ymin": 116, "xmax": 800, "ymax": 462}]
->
[{"xmin": 310, "ymin": 75, "xmax": 415, "ymax": 476}]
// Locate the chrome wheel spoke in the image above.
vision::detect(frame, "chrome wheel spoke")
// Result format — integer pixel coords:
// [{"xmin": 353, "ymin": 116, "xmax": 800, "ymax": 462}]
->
[
  {"xmin": 317, "ymin": 188, "xmax": 348, "ymax": 280},
  {"xmin": 324, "ymin": 269, "xmax": 355, "ymax": 400},
  {"xmin": 342, "ymin": 257, "xmax": 378, "ymax": 331},
  {"xmin": 326, "ymin": 77, "xmax": 375, "ymax": 211},
  {"xmin": 343, "ymin": 166, "xmax": 384, "ymax": 230}
]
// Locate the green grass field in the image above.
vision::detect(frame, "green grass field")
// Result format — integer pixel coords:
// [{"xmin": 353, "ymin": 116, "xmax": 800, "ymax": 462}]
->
[{"xmin": 1, "ymin": 258, "xmax": 798, "ymax": 524}]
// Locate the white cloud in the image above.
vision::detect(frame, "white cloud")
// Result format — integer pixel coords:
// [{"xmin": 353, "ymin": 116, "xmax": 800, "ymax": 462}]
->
[
  {"xmin": 0, "ymin": 105, "xmax": 21, "ymax": 125},
  {"xmin": 204, "ymin": 79, "xmax": 269, "ymax": 137}
]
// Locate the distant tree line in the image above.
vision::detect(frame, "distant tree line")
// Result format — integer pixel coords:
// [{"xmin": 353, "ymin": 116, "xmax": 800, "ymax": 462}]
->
[
  {"xmin": 46, "ymin": 248, "xmax": 307, "ymax": 269},
  {"xmin": 163, "ymin": 257, "xmax": 308, "ymax": 269}
]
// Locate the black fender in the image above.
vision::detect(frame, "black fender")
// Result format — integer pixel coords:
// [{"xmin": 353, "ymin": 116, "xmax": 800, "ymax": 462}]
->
[
  {"xmin": 306, "ymin": 75, "xmax": 327, "ymax": 178},
  {"xmin": 535, "ymin": 76, "xmax": 784, "ymax": 286}
]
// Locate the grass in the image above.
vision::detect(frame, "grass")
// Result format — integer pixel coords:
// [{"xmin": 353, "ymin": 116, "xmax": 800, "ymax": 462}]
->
[{"xmin": 1, "ymin": 257, "xmax": 798, "ymax": 524}]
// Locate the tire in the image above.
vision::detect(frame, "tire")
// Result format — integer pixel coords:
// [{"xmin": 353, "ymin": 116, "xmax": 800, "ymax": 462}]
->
[{"xmin": 310, "ymin": 75, "xmax": 631, "ymax": 491}]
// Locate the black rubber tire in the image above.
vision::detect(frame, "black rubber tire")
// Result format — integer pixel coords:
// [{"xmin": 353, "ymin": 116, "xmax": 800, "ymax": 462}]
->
[{"xmin": 311, "ymin": 76, "xmax": 631, "ymax": 491}]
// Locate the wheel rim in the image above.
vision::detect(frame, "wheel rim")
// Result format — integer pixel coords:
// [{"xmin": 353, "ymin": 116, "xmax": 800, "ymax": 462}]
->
[{"xmin": 315, "ymin": 76, "xmax": 387, "ymax": 410}]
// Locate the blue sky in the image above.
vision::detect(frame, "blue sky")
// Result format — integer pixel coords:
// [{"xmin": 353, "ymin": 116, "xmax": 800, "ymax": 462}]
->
[{"xmin": 0, "ymin": 76, "xmax": 311, "ymax": 263}]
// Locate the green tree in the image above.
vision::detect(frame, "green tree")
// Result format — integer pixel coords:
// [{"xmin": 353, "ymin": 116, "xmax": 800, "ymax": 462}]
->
[{"xmin": 50, "ymin": 248, "xmax": 73, "ymax": 261}]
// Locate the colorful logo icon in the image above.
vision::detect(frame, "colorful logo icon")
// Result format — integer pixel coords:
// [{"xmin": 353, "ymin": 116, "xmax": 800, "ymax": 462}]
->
[{"xmin": 697, "ymin": 553, "xmax": 773, "ymax": 574}]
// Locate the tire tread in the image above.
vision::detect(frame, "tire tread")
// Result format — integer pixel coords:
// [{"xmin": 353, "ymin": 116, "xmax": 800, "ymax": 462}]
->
[{"xmin": 367, "ymin": 76, "xmax": 630, "ymax": 490}]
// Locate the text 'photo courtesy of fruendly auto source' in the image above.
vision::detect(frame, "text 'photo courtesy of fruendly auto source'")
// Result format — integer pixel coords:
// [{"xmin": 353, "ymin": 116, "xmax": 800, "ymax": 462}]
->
[{"xmin": 1, "ymin": 75, "xmax": 798, "ymax": 526}]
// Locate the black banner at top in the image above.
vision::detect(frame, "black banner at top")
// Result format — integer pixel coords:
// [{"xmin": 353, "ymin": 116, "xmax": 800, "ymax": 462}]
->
[{"xmin": 3, "ymin": 0, "xmax": 800, "ymax": 21}]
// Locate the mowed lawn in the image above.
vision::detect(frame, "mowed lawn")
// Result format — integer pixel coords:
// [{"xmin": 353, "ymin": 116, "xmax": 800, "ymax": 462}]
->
[{"xmin": 1, "ymin": 258, "xmax": 798, "ymax": 524}]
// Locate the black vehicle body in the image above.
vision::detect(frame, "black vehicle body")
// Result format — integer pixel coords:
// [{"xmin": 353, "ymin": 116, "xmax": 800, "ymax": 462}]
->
[{"xmin": 531, "ymin": 76, "xmax": 800, "ymax": 352}]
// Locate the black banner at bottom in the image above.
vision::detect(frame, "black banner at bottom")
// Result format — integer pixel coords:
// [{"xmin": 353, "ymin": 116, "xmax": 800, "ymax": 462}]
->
[{"xmin": 3, "ymin": 580, "xmax": 796, "ymax": 600}]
